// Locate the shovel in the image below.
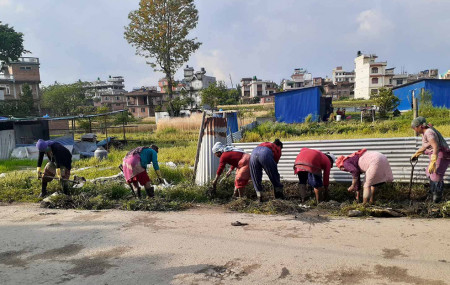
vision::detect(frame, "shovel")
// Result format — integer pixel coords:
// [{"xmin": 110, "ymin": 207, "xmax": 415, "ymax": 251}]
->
[
  {"xmin": 38, "ymin": 175, "xmax": 86, "ymax": 189},
  {"xmin": 408, "ymin": 157, "xmax": 418, "ymax": 202}
]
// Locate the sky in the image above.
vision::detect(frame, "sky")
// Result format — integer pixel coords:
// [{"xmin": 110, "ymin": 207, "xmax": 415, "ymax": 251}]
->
[{"xmin": 1, "ymin": 0, "xmax": 450, "ymax": 91}]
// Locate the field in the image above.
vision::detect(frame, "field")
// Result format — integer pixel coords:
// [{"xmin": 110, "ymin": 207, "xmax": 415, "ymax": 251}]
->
[{"xmin": 1, "ymin": 107, "xmax": 450, "ymax": 217}]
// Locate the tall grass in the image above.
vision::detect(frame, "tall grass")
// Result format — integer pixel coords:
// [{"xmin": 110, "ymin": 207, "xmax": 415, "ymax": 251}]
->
[{"xmin": 157, "ymin": 113, "xmax": 204, "ymax": 131}]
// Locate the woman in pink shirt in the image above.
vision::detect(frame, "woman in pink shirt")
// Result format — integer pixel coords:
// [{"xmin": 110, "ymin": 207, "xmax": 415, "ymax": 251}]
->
[
  {"xmin": 410, "ymin": 117, "xmax": 450, "ymax": 203},
  {"xmin": 211, "ymin": 142, "xmax": 251, "ymax": 198}
]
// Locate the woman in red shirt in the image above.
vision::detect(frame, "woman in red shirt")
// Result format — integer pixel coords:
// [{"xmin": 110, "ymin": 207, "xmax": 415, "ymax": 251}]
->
[
  {"xmin": 293, "ymin": 148, "xmax": 336, "ymax": 203},
  {"xmin": 211, "ymin": 142, "xmax": 251, "ymax": 198}
]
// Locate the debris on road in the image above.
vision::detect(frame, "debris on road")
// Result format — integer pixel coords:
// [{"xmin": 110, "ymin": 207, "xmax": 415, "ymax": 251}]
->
[{"xmin": 231, "ymin": 221, "xmax": 248, "ymax": 226}]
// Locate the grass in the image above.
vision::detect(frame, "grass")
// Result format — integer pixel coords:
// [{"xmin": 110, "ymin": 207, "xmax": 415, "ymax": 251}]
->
[
  {"xmin": 0, "ymin": 159, "xmax": 47, "ymax": 172},
  {"xmin": 242, "ymin": 108, "xmax": 450, "ymax": 142},
  {"xmin": 156, "ymin": 113, "xmax": 204, "ymax": 131}
]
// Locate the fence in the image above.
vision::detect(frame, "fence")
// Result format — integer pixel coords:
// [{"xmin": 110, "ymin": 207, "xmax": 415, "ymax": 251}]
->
[
  {"xmin": 233, "ymin": 137, "xmax": 450, "ymax": 184},
  {"xmin": 0, "ymin": 130, "xmax": 15, "ymax": 159}
]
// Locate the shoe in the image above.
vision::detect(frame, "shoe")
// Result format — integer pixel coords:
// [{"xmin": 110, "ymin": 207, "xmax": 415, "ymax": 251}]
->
[{"xmin": 274, "ymin": 191, "xmax": 285, "ymax": 200}]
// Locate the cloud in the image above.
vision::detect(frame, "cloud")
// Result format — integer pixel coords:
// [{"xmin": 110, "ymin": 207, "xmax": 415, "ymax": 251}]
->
[
  {"xmin": 0, "ymin": 0, "xmax": 11, "ymax": 7},
  {"xmin": 15, "ymin": 3, "xmax": 25, "ymax": 13},
  {"xmin": 356, "ymin": 9, "xmax": 394, "ymax": 38},
  {"xmin": 193, "ymin": 50, "xmax": 233, "ymax": 85}
]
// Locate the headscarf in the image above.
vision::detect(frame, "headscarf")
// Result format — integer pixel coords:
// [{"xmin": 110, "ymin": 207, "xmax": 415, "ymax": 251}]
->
[
  {"xmin": 36, "ymin": 139, "xmax": 55, "ymax": 152},
  {"xmin": 336, "ymin": 149, "xmax": 367, "ymax": 168},
  {"xmin": 411, "ymin": 117, "xmax": 448, "ymax": 148},
  {"xmin": 212, "ymin": 142, "xmax": 245, "ymax": 154}
]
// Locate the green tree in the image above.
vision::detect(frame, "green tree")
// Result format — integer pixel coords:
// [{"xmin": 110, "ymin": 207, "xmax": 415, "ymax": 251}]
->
[
  {"xmin": 200, "ymin": 81, "xmax": 228, "ymax": 108},
  {"xmin": 42, "ymin": 82, "xmax": 87, "ymax": 116},
  {"xmin": 20, "ymin": 83, "xmax": 35, "ymax": 115},
  {"xmin": 166, "ymin": 96, "xmax": 193, "ymax": 116},
  {"xmin": 374, "ymin": 87, "xmax": 400, "ymax": 118},
  {"xmin": 124, "ymin": 0, "xmax": 201, "ymax": 101},
  {"xmin": 0, "ymin": 22, "xmax": 29, "ymax": 63}
]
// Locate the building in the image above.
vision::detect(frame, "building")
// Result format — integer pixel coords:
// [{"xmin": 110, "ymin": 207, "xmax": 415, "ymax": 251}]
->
[
  {"xmin": 181, "ymin": 65, "xmax": 216, "ymax": 108},
  {"xmin": 260, "ymin": 95, "xmax": 275, "ymax": 104},
  {"xmin": 392, "ymin": 79, "xmax": 450, "ymax": 111},
  {"xmin": 443, "ymin": 70, "xmax": 450, "ymax": 79},
  {"xmin": 354, "ymin": 53, "xmax": 396, "ymax": 99},
  {"xmin": 84, "ymin": 76, "xmax": 128, "ymax": 111},
  {"xmin": 240, "ymin": 76, "xmax": 277, "ymax": 99},
  {"xmin": 332, "ymin": 66, "xmax": 355, "ymax": 84},
  {"xmin": 125, "ymin": 87, "xmax": 167, "ymax": 118},
  {"xmin": 0, "ymin": 57, "xmax": 41, "ymax": 111},
  {"xmin": 158, "ymin": 78, "xmax": 186, "ymax": 93},
  {"xmin": 281, "ymin": 68, "xmax": 313, "ymax": 91},
  {"xmin": 323, "ymin": 81, "xmax": 354, "ymax": 100}
]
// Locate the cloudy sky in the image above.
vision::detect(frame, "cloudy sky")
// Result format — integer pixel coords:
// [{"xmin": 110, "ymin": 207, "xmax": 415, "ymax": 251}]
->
[{"xmin": 1, "ymin": 0, "xmax": 449, "ymax": 90}]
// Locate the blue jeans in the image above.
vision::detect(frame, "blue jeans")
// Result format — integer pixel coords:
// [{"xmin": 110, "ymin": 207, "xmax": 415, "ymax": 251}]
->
[{"xmin": 250, "ymin": 146, "xmax": 283, "ymax": 196}]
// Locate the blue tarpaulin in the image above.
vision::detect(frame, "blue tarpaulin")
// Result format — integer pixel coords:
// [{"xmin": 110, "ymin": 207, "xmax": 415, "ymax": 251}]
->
[
  {"xmin": 226, "ymin": 112, "xmax": 238, "ymax": 135},
  {"xmin": 275, "ymin": 87, "xmax": 322, "ymax": 123},
  {"xmin": 393, "ymin": 79, "xmax": 450, "ymax": 111}
]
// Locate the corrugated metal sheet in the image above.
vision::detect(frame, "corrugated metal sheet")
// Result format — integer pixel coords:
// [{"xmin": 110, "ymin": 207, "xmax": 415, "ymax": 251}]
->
[
  {"xmin": 195, "ymin": 117, "xmax": 227, "ymax": 185},
  {"xmin": 233, "ymin": 137, "xmax": 450, "ymax": 183},
  {"xmin": 0, "ymin": 130, "xmax": 16, "ymax": 160}
]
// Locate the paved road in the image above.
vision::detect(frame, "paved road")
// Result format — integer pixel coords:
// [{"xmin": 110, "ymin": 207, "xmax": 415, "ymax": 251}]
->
[{"xmin": 0, "ymin": 204, "xmax": 449, "ymax": 284}]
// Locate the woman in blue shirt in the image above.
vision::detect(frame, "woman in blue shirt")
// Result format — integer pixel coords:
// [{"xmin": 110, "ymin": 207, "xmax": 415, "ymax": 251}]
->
[{"xmin": 122, "ymin": 145, "xmax": 164, "ymax": 199}]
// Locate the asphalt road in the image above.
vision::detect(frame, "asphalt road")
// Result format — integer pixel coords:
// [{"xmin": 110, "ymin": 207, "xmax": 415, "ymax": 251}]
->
[{"xmin": 0, "ymin": 204, "xmax": 449, "ymax": 285}]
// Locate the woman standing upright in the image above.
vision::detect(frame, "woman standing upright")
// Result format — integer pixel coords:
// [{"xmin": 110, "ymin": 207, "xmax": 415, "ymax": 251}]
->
[{"xmin": 411, "ymin": 117, "xmax": 450, "ymax": 202}]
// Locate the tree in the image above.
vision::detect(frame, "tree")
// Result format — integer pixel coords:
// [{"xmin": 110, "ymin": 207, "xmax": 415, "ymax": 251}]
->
[
  {"xmin": 124, "ymin": 0, "xmax": 201, "ymax": 101},
  {"xmin": 166, "ymin": 96, "xmax": 193, "ymax": 116},
  {"xmin": 20, "ymin": 83, "xmax": 35, "ymax": 115},
  {"xmin": 0, "ymin": 22, "xmax": 29, "ymax": 64},
  {"xmin": 374, "ymin": 87, "xmax": 400, "ymax": 117},
  {"xmin": 41, "ymin": 82, "xmax": 87, "ymax": 116},
  {"xmin": 201, "ymin": 81, "xmax": 228, "ymax": 108}
]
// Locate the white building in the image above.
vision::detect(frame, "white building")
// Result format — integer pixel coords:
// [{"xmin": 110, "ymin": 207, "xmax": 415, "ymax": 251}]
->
[
  {"xmin": 354, "ymin": 53, "xmax": 394, "ymax": 99},
  {"xmin": 182, "ymin": 65, "xmax": 216, "ymax": 108},
  {"xmin": 332, "ymin": 66, "xmax": 355, "ymax": 84},
  {"xmin": 240, "ymin": 76, "xmax": 277, "ymax": 98},
  {"xmin": 281, "ymin": 68, "xmax": 313, "ymax": 91}
]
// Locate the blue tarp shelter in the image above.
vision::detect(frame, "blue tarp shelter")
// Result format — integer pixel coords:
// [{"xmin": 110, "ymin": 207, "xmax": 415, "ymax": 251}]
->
[
  {"xmin": 275, "ymin": 87, "xmax": 322, "ymax": 123},
  {"xmin": 392, "ymin": 79, "xmax": 450, "ymax": 111},
  {"xmin": 226, "ymin": 112, "xmax": 238, "ymax": 135}
]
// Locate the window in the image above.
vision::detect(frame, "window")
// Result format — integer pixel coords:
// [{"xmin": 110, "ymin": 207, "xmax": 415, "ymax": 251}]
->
[
  {"xmin": 20, "ymin": 66, "xmax": 31, "ymax": 70},
  {"xmin": 116, "ymin": 96, "xmax": 120, "ymax": 101},
  {"xmin": 372, "ymin": 78, "xmax": 378, "ymax": 84},
  {"xmin": 116, "ymin": 104, "xmax": 120, "ymax": 106},
  {"xmin": 131, "ymin": 108, "xmax": 135, "ymax": 113},
  {"xmin": 396, "ymin": 79, "xmax": 403, "ymax": 85},
  {"xmin": 371, "ymin": 67, "xmax": 378, "ymax": 74},
  {"xmin": 105, "ymin": 97, "xmax": 109, "ymax": 100},
  {"xmin": 371, "ymin": 89, "xmax": 378, "ymax": 95},
  {"xmin": 141, "ymin": 108, "xmax": 145, "ymax": 112},
  {"xmin": 389, "ymin": 79, "xmax": 392, "ymax": 84}
]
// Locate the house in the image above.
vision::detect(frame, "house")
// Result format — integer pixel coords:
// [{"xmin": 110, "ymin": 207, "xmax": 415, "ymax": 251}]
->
[
  {"xmin": 392, "ymin": 79, "xmax": 450, "ymax": 111},
  {"xmin": 240, "ymin": 76, "xmax": 277, "ymax": 99},
  {"xmin": 158, "ymin": 78, "xmax": 186, "ymax": 93},
  {"xmin": 281, "ymin": 68, "xmax": 313, "ymax": 91},
  {"xmin": 354, "ymin": 53, "xmax": 395, "ymax": 99},
  {"xmin": 332, "ymin": 66, "xmax": 355, "ymax": 84},
  {"xmin": 125, "ymin": 87, "xmax": 166, "ymax": 118},
  {"xmin": 181, "ymin": 65, "xmax": 216, "ymax": 108},
  {"xmin": 0, "ymin": 57, "xmax": 41, "ymax": 111},
  {"xmin": 274, "ymin": 86, "xmax": 331, "ymax": 123},
  {"xmin": 85, "ymin": 76, "xmax": 127, "ymax": 111},
  {"xmin": 323, "ymin": 81, "xmax": 354, "ymax": 100}
]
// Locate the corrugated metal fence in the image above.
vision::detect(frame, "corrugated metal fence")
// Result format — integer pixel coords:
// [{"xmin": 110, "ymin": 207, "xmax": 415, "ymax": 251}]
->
[
  {"xmin": 0, "ymin": 130, "xmax": 16, "ymax": 160},
  {"xmin": 233, "ymin": 137, "xmax": 450, "ymax": 184}
]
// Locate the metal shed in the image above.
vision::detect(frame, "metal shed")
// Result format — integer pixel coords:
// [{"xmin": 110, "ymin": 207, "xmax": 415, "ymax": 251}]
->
[{"xmin": 392, "ymin": 79, "xmax": 450, "ymax": 111}]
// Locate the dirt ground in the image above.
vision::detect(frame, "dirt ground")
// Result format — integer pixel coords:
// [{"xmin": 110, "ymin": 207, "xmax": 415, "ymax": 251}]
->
[{"xmin": 0, "ymin": 204, "xmax": 449, "ymax": 285}]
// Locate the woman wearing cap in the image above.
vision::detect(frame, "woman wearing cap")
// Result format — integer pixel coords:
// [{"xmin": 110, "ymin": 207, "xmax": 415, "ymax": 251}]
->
[
  {"xmin": 36, "ymin": 139, "xmax": 72, "ymax": 197},
  {"xmin": 293, "ymin": 148, "xmax": 335, "ymax": 203},
  {"xmin": 336, "ymin": 149, "xmax": 393, "ymax": 204},
  {"xmin": 211, "ymin": 142, "xmax": 250, "ymax": 198},
  {"xmin": 410, "ymin": 117, "xmax": 450, "ymax": 203},
  {"xmin": 250, "ymin": 139, "xmax": 284, "ymax": 202},
  {"xmin": 122, "ymin": 145, "xmax": 163, "ymax": 199}
]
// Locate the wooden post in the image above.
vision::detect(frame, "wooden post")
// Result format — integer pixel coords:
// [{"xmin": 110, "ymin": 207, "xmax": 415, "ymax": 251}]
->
[
  {"xmin": 122, "ymin": 112, "xmax": 126, "ymax": 141},
  {"xmin": 193, "ymin": 111, "xmax": 207, "ymax": 181},
  {"xmin": 88, "ymin": 117, "xmax": 92, "ymax": 133},
  {"xmin": 104, "ymin": 115, "xmax": 108, "ymax": 151},
  {"xmin": 413, "ymin": 97, "xmax": 419, "ymax": 136}
]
